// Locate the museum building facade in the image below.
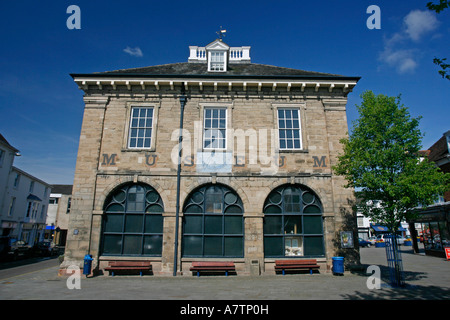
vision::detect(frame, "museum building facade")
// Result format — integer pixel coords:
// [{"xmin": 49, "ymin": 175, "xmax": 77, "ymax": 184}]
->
[{"xmin": 60, "ymin": 38, "xmax": 361, "ymax": 276}]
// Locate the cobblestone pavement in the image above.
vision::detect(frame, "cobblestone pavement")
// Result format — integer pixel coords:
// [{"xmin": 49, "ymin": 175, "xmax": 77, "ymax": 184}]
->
[{"xmin": 0, "ymin": 246, "xmax": 449, "ymax": 301}]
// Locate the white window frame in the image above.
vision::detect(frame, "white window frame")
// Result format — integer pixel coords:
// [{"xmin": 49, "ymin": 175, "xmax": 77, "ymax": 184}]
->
[
  {"xmin": 207, "ymin": 50, "xmax": 228, "ymax": 72},
  {"xmin": 127, "ymin": 106, "xmax": 154, "ymax": 149},
  {"xmin": 198, "ymin": 103, "xmax": 233, "ymax": 152},
  {"xmin": 0, "ymin": 149, "xmax": 4, "ymax": 167},
  {"xmin": 273, "ymin": 104, "xmax": 305, "ymax": 151},
  {"xmin": 8, "ymin": 197, "xmax": 16, "ymax": 217},
  {"xmin": 124, "ymin": 103, "xmax": 160, "ymax": 151},
  {"xmin": 209, "ymin": 51, "xmax": 225, "ymax": 71},
  {"xmin": 13, "ymin": 173, "xmax": 20, "ymax": 189},
  {"xmin": 26, "ymin": 202, "xmax": 33, "ymax": 218},
  {"xmin": 203, "ymin": 107, "xmax": 228, "ymax": 150}
]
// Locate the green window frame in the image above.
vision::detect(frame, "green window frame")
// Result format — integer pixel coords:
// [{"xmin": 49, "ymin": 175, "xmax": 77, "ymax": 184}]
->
[
  {"xmin": 182, "ymin": 184, "xmax": 244, "ymax": 257},
  {"xmin": 263, "ymin": 185, "xmax": 324, "ymax": 257},
  {"xmin": 101, "ymin": 183, "xmax": 164, "ymax": 256}
]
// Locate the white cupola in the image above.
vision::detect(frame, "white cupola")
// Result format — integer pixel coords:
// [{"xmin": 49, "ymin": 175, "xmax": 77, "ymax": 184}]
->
[{"xmin": 188, "ymin": 39, "xmax": 251, "ymax": 72}]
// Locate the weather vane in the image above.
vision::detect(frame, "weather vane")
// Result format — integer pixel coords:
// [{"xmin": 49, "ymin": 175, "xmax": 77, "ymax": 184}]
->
[{"xmin": 216, "ymin": 27, "xmax": 227, "ymax": 40}]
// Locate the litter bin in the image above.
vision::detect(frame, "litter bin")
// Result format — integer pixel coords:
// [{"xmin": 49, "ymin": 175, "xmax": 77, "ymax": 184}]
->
[
  {"xmin": 83, "ymin": 254, "xmax": 93, "ymax": 275},
  {"xmin": 332, "ymin": 256, "xmax": 344, "ymax": 275}
]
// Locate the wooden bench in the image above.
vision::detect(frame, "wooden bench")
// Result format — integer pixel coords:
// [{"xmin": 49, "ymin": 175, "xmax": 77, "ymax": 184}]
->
[
  {"xmin": 275, "ymin": 259, "xmax": 320, "ymax": 275},
  {"xmin": 104, "ymin": 261, "xmax": 152, "ymax": 276},
  {"xmin": 190, "ymin": 261, "xmax": 236, "ymax": 277}
]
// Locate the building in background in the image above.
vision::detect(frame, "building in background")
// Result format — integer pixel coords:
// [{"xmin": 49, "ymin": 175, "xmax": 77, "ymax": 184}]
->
[
  {"xmin": 409, "ymin": 130, "xmax": 450, "ymax": 257},
  {"xmin": 0, "ymin": 133, "xmax": 51, "ymax": 245},
  {"xmin": 62, "ymin": 36, "xmax": 360, "ymax": 276},
  {"xmin": 0, "ymin": 133, "xmax": 20, "ymax": 235},
  {"xmin": 47, "ymin": 185, "xmax": 72, "ymax": 246}
]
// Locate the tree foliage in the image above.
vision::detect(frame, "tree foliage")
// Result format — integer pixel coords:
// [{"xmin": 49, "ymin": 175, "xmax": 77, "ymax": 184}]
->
[
  {"xmin": 433, "ymin": 57, "xmax": 450, "ymax": 80},
  {"xmin": 427, "ymin": 1, "xmax": 449, "ymax": 80},
  {"xmin": 333, "ymin": 91, "xmax": 450, "ymax": 233},
  {"xmin": 427, "ymin": 0, "xmax": 449, "ymax": 13}
]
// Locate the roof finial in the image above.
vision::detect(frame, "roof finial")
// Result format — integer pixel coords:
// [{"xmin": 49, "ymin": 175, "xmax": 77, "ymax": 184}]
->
[{"xmin": 216, "ymin": 27, "xmax": 227, "ymax": 40}]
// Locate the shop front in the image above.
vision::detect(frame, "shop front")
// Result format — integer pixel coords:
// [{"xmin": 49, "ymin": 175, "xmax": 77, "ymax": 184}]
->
[{"xmin": 408, "ymin": 203, "xmax": 450, "ymax": 258}]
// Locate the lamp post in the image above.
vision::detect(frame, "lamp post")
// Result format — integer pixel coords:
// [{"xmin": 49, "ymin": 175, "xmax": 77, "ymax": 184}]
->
[{"xmin": 173, "ymin": 86, "xmax": 186, "ymax": 276}]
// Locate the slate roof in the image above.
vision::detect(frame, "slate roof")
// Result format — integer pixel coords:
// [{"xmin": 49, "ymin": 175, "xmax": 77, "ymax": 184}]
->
[
  {"xmin": 74, "ymin": 62, "xmax": 359, "ymax": 81},
  {"xmin": 0, "ymin": 133, "xmax": 19, "ymax": 152},
  {"xmin": 428, "ymin": 135, "xmax": 449, "ymax": 162}
]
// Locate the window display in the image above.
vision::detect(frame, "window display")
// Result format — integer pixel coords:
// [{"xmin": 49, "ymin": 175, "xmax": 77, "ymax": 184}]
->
[{"xmin": 263, "ymin": 184, "xmax": 324, "ymax": 257}]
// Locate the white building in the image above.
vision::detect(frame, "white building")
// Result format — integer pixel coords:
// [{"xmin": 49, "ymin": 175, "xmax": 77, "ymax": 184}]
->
[
  {"xmin": 357, "ymin": 200, "xmax": 410, "ymax": 240},
  {"xmin": 0, "ymin": 134, "xmax": 51, "ymax": 245},
  {"xmin": 47, "ymin": 185, "xmax": 72, "ymax": 246}
]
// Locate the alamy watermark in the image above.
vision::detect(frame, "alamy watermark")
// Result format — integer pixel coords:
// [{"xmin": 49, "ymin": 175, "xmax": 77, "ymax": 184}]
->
[
  {"xmin": 367, "ymin": 5, "xmax": 381, "ymax": 30},
  {"xmin": 366, "ymin": 265, "xmax": 381, "ymax": 289},
  {"xmin": 66, "ymin": 5, "xmax": 380, "ymax": 31},
  {"xmin": 67, "ymin": 5, "xmax": 81, "ymax": 30},
  {"xmin": 66, "ymin": 265, "xmax": 81, "ymax": 289},
  {"xmin": 170, "ymin": 122, "xmax": 283, "ymax": 175}
]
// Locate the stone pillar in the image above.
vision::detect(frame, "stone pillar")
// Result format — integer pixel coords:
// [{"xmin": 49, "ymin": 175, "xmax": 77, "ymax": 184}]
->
[
  {"xmin": 59, "ymin": 96, "xmax": 109, "ymax": 275},
  {"xmin": 244, "ymin": 213, "xmax": 264, "ymax": 275},
  {"xmin": 322, "ymin": 98, "xmax": 359, "ymax": 266},
  {"xmin": 160, "ymin": 213, "xmax": 179, "ymax": 275}
]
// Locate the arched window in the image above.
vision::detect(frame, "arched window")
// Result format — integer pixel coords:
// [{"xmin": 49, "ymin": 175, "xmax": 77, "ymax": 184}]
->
[
  {"xmin": 182, "ymin": 184, "xmax": 244, "ymax": 257},
  {"xmin": 263, "ymin": 185, "xmax": 324, "ymax": 257},
  {"xmin": 100, "ymin": 183, "xmax": 164, "ymax": 256}
]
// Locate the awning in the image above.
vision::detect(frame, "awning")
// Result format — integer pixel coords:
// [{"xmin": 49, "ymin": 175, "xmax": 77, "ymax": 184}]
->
[
  {"xmin": 371, "ymin": 224, "xmax": 388, "ymax": 232},
  {"xmin": 370, "ymin": 224, "xmax": 407, "ymax": 232},
  {"xmin": 27, "ymin": 194, "xmax": 42, "ymax": 202}
]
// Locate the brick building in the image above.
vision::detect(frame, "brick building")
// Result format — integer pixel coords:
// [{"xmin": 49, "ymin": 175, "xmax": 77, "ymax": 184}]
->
[
  {"xmin": 409, "ymin": 130, "xmax": 450, "ymax": 258},
  {"xmin": 60, "ymin": 38, "xmax": 360, "ymax": 276}
]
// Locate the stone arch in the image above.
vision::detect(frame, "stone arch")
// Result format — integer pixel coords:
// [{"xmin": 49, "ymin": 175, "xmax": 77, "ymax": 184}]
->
[
  {"xmin": 94, "ymin": 177, "xmax": 168, "ymax": 213},
  {"xmin": 99, "ymin": 181, "xmax": 165, "ymax": 257}
]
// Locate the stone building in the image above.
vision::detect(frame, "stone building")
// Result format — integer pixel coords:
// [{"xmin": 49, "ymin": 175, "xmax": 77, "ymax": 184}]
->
[
  {"xmin": 60, "ymin": 37, "xmax": 360, "ymax": 276},
  {"xmin": 47, "ymin": 185, "xmax": 72, "ymax": 246}
]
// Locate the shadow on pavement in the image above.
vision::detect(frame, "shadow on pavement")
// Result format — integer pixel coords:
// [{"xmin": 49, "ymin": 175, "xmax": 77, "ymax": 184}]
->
[{"xmin": 340, "ymin": 283, "xmax": 450, "ymax": 300}]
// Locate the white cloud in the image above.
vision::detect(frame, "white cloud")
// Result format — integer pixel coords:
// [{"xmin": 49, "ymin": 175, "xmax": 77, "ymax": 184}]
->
[
  {"xmin": 378, "ymin": 9, "xmax": 439, "ymax": 75},
  {"xmin": 379, "ymin": 47, "xmax": 418, "ymax": 74},
  {"xmin": 123, "ymin": 46, "xmax": 143, "ymax": 57},
  {"xmin": 403, "ymin": 10, "xmax": 439, "ymax": 41}
]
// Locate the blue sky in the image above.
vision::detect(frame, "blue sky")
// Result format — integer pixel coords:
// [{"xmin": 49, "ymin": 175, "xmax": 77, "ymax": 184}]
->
[{"xmin": 0, "ymin": 0, "xmax": 448, "ymax": 185}]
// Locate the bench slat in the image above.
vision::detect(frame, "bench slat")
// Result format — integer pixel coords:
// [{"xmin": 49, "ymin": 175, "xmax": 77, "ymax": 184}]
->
[
  {"xmin": 105, "ymin": 266, "xmax": 152, "ymax": 270},
  {"xmin": 275, "ymin": 260, "xmax": 318, "ymax": 265},
  {"xmin": 108, "ymin": 261, "xmax": 152, "ymax": 267},
  {"xmin": 104, "ymin": 261, "xmax": 152, "ymax": 276},
  {"xmin": 274, "ymin": 259, "xmax": 320, "ymax": 275},
  {"xmin": 191, "ymin": 262, "xmax": 235, "ymax": 267},
  {"xmin": 190, "ymin": 261, "xmax": 236, "ymax": 277},
  {"xmin": 190, "ymin": 267, "xmax": 236, "ymax": 270}
]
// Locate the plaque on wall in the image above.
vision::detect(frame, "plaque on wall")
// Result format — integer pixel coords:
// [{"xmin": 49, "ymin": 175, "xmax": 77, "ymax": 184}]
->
[{"xmin": 340, "ymin": 231, "xmax": 354, "ymax": 248}]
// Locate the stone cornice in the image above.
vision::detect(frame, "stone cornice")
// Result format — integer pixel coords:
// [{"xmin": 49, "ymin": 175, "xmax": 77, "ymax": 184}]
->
[{"xmin": 72, "ymin": 76, "xmax": 358, "ymax": 94}]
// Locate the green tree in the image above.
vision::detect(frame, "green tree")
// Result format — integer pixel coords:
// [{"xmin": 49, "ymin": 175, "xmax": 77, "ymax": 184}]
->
[
  {"xmin": 427, "ymin": 1, "xmax": 450, "ymax": 80},
  {"xmin": 334, "ymin": 91, "xmax": 449, "ymax": 234},
  {"xmin": 427, "ymin": 0, "xmax": 449, "ymax": 13}
]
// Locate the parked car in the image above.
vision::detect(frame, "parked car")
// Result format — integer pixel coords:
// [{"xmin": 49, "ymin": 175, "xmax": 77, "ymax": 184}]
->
[
  {"xmin": 9, "ymin": 239, "xmax": 32, "ymax": 259},
  {"xmin": 368, "ymin": 236, "xmax": 377, "ymax": 245},
  {"xmin": 376, "ymin": 234, "xmax": 406, "ymax": 245},
  {"xmin": 0, "ymin": 236, "xmax": 11, "ymax": 260},
  {"xmin": 359, "ymin": 238, "xmax": 372, "ymax": 247},
  {"xmin": 32, "ymin": 241, "xmax": 58, "ymax": 256},
  {"xmin": 396, "ymin": 236, "xmax": 406, "ymax": 245}
]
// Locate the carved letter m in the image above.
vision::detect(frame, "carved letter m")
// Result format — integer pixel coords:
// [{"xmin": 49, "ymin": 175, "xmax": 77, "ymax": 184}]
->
[
  {"xmin": 313, "ymin": 156, "xmax": 327, "ymax": 168},
  {"xmin": 102, "ymin": 154, "xmax": 117, "ymax": 165}
]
